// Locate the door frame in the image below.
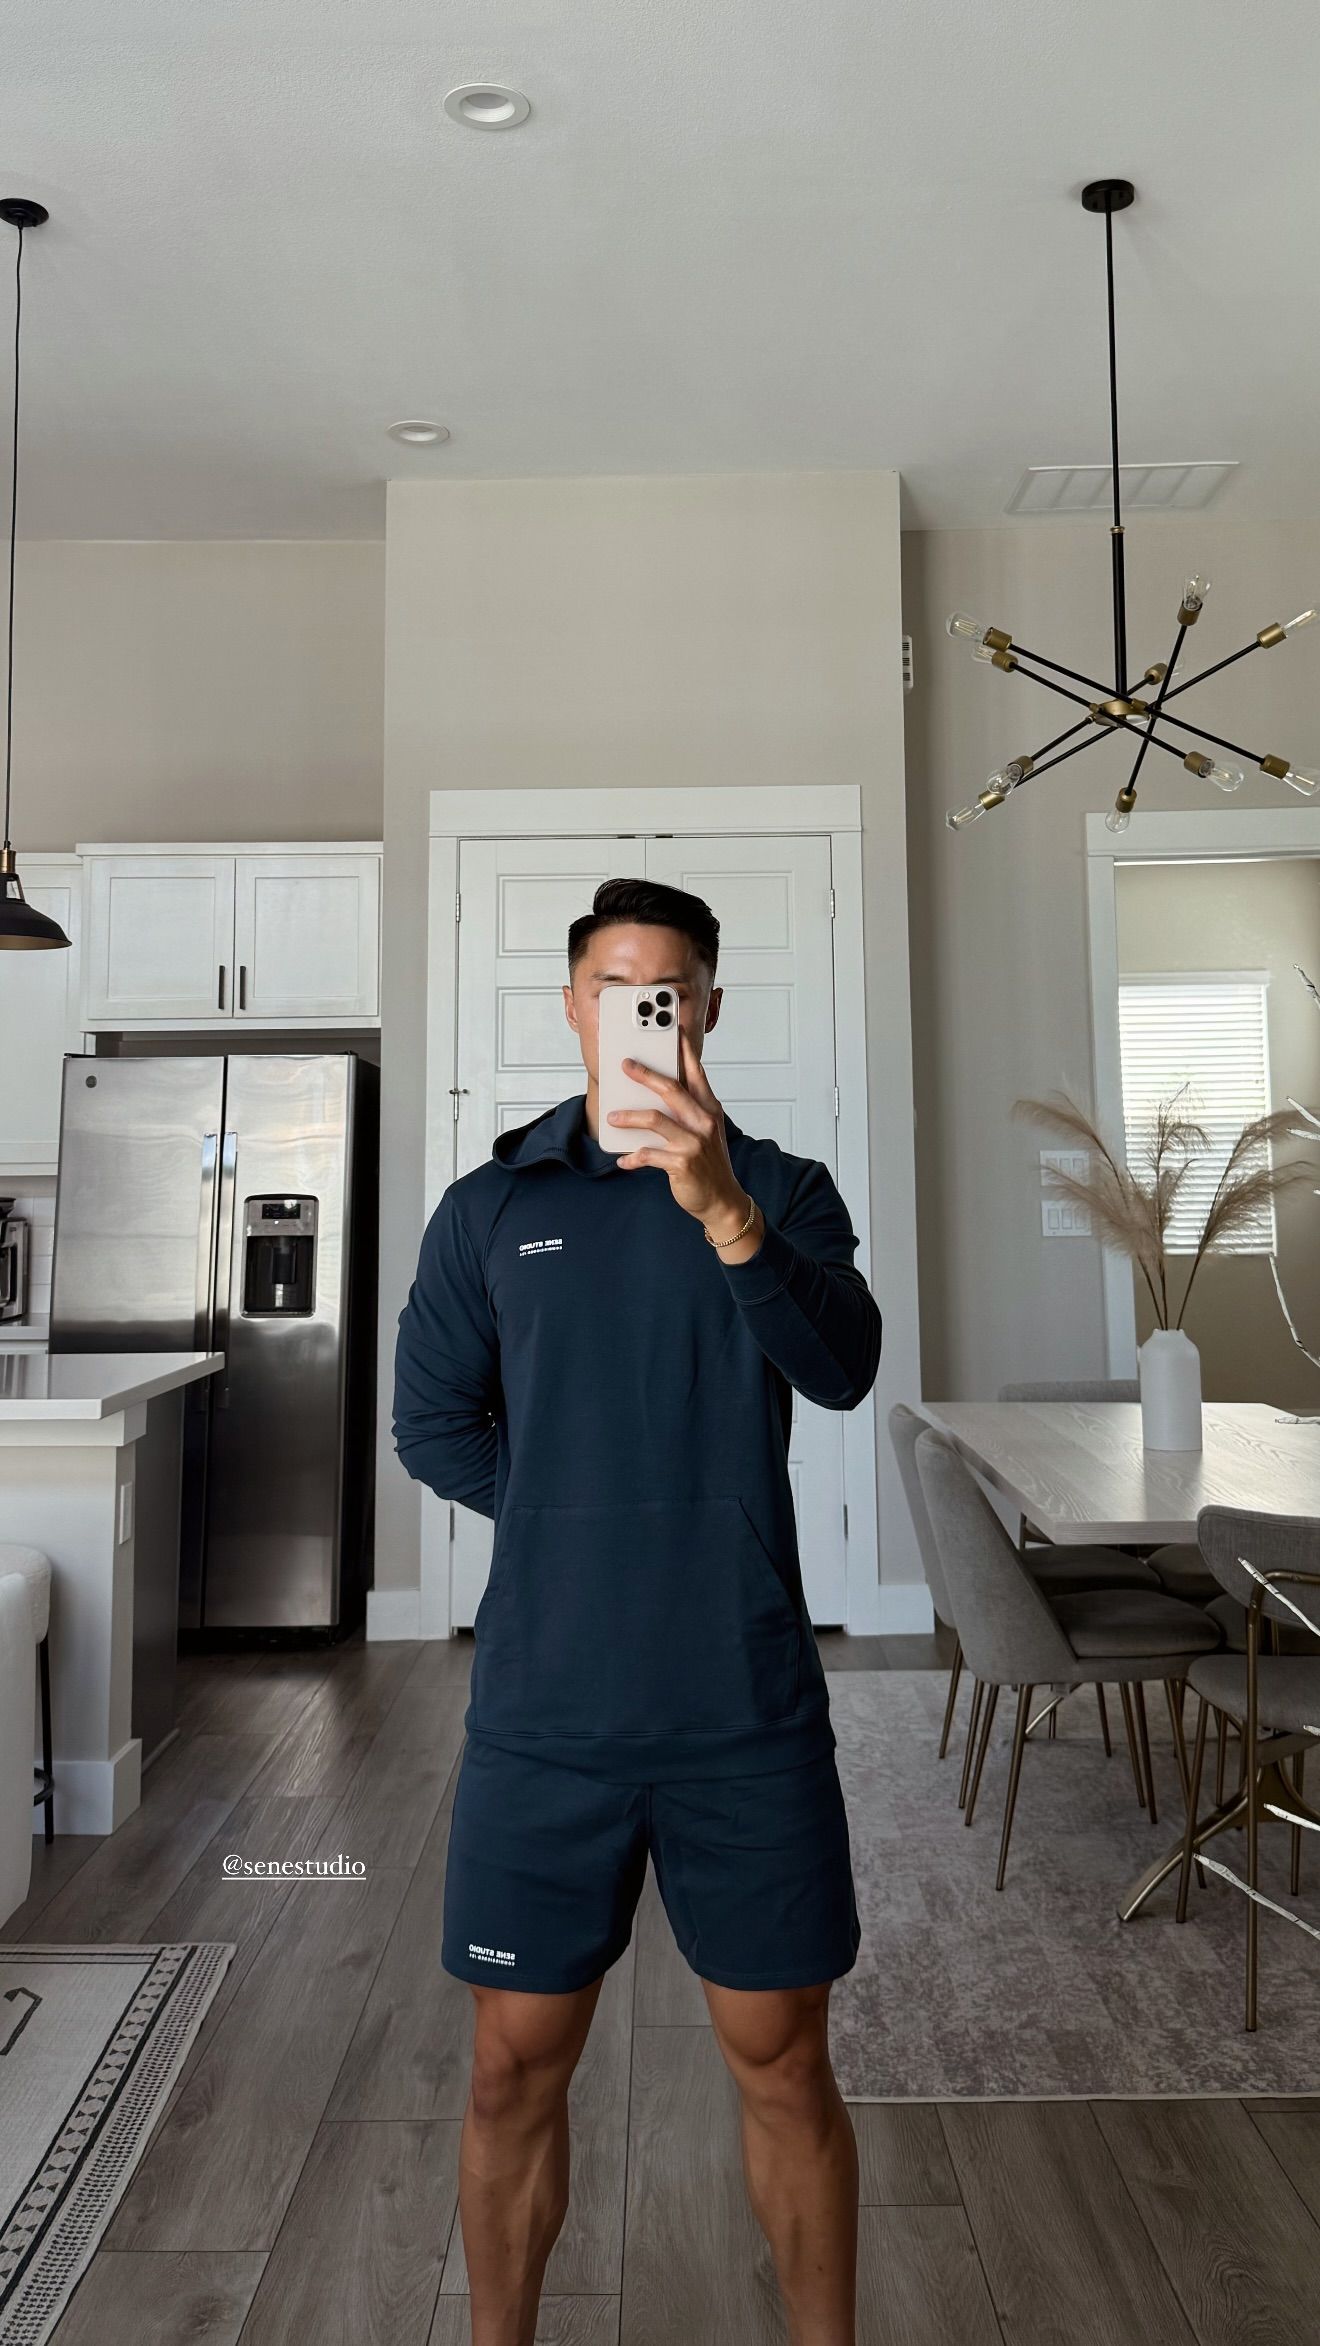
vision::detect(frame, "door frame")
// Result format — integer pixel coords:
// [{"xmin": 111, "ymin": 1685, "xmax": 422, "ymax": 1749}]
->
[
  {"xmin": 1085, "ymin": 804, "xmax": 1320, "ymax": 1375},
  {"xmin": 416, "ymin": 782, "xmax": 920, "ymax": 1640}
]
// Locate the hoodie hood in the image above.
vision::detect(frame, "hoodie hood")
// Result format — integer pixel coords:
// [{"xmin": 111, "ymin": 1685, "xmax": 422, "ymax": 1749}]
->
[{"xmin": 493, "ymin": 1089, "xmax": 745, "ymax": 1180}]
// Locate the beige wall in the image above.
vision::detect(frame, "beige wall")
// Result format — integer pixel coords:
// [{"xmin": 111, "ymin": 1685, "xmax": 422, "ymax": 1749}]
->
[
  {"xmin": 377, "ymin": 471, "xmax": 916, "ymax": 1608},
  {"xmin": 12, "ymin": 539, "xmax": 383, "ymax": 848},
  {"xmin": 902, "ymin": 514, "xmax": 1320, "ymax": 1402},
  {"xmin": 1116, "ymin": 858, "xmax": 1320, "ymax": 1409}
]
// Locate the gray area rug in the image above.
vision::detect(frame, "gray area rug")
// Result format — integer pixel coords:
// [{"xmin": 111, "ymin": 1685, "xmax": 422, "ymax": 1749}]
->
[
  {"xmin": 0, "ymin": 1943, "xmax": 235, "ymax": 2345},
  {"xmin": 827, "ymin": 1670, "xmax": 1320, "ymax": 2101}
]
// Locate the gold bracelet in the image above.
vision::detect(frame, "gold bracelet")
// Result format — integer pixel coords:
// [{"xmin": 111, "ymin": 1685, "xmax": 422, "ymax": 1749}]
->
[{"xmin": 705, "ymin": 1194, "xmax": 759, "ymax": 1248}]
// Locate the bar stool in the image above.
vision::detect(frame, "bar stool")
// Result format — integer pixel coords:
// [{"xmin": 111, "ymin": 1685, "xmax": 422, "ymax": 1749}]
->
[{"xmin": 0, "ymin": 1543, "xmax": 53, "ymax": 1843}]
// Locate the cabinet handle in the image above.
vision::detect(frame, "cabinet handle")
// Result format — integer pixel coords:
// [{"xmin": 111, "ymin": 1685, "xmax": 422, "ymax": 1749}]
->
[
  {"xmin": 238, "ymin": 963, "xmax": 247, "ymax": 1012},
  {"xmin": 218, "ymin": 964, "xmax": 226, "ymax": 1010}
]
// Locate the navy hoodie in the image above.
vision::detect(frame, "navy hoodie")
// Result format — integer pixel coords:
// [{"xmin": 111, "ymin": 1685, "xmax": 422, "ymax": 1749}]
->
[{"xmin": 392, "ymin": 1089, "xmax": 882, "ymax": 1783}]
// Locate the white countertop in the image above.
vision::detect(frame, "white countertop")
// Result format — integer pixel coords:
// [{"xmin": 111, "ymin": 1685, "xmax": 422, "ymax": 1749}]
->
[{"xmin": 0, "ymin": 1350, "xmax": 224, "ymax": 1420}]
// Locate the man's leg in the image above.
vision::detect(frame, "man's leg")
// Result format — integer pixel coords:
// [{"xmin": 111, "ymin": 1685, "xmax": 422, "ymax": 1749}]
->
[
  {"xmin": 460, "ymin": 1976, "xmax": 605, "ymax": 2346},
  {"xmin": 703, "ymin": 1978, "xmax": 858, "ymax": 2346}
]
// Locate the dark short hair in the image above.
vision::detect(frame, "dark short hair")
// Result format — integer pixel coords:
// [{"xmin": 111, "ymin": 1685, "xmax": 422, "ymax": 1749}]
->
[{"xmin": 567, "ymin": 876, "xmax": 720, "ymax": 984}]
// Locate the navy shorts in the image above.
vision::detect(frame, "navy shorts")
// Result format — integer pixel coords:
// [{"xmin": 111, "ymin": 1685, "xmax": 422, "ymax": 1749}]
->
[{"xmin": 441, "ymin": 1735, "xmax": 862, "ymax": 1995}]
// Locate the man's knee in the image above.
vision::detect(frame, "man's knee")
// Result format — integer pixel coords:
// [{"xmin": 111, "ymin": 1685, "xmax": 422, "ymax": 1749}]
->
[
  {"xmin": 468, "ymin": 1981, "xmax": 600, "ymax": 2124},
  {"xmin": 707, "ymin": 1984, "xmax": 837, "ymax": 2126}
]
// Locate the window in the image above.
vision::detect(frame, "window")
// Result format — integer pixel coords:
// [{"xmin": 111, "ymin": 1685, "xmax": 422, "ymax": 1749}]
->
[{"xmin": 1117, "ymin": 975, "xmax": 1276, "ymax": 1255}]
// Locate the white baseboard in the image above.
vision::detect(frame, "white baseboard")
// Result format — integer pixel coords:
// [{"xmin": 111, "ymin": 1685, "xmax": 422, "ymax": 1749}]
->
[
  {"xmin": 873, "ymin": 1582, "xmax": 935, "ymax": 1637},
  {"xmin": 366, "ymin": 1587, "xmax": 422, "ymax": 1642},
  {"xmin": 37, "ymin": 1741, "xmax": 141, "ymax": 1836}
]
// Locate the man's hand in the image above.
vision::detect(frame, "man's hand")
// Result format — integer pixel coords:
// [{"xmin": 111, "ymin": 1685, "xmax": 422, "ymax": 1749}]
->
[{"xmin": 608, "ymin": 1028, "xmax": 764, "ymax": 1255}]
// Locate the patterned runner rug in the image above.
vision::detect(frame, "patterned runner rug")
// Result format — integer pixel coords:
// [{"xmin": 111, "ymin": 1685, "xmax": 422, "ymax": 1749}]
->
[
  {"xmin": 827, "ymin": 1671, "xmax": 1320, "ymax": 2100},
  {"xmin": 0, "ymin": 1943, "xmax": 234, "ymax": 2344}
]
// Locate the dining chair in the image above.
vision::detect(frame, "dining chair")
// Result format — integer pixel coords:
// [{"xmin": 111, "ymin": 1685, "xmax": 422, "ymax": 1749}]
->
[
  {"xmin": 914, "ymin": 1427, "xmax": 1223, "ymax": 1888},
  {"xmin": 1175, "ymin": 1504, "xmax": 1320, "ymax": 2031},
  {"xmin": 973, "ymin": 1383, "xmax": 1165, "ymax": 1772},
  {"xmin": 889, "ymin": 1404, "xmax": 1155, "ymax": 1796}
]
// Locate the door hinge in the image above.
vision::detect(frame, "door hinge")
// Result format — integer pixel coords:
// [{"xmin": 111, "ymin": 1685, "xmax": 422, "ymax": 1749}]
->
[
  {"xmin": 829, "ymin": 886, "xmax": 836, "ymax": 919},
  {"xmin": 834, "ymin": 1084, "xmax": 840, "ymax": 1120},
  {"xmin": 455, "ymin": 890, "xmax": 461, "ymax": 925},
  {"xmin": 449, "ymin": 1503, "xmax": 455, "ymax": 1539},
  {"xmin": 843, "ymin": 1502, "xmax": 849, "ymax": 1539}
]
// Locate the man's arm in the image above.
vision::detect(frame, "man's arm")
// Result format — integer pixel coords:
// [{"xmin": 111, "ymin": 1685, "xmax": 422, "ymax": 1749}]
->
[
  {"xmin": 715, "ymin": 1157, "xmax": 882, "ymax": 1410},
  {"xmin": 392, "ymin": 1188, "xmax": 501, "ymax": 1518}
]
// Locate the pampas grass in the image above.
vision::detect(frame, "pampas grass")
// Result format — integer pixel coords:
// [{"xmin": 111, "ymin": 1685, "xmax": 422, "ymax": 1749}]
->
[{"xmin": 1012, "ymin": 1086, "xmax": 1318, "ymax": 1331}]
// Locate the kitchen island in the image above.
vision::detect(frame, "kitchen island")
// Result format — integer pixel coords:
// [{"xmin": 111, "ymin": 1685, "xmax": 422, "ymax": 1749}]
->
[{"xmin": 0, "ymin": 1350, "xmax": 223, "ymax": 1833}]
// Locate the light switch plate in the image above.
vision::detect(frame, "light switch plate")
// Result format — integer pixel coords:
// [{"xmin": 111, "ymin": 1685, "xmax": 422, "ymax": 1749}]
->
[
  {"xmin": 1042, "ymin": 1197, "xmax": 1093, "ymax": 1238},
  {"xmin": 1040, "ymin": 1148, "xmax": 1092, "ymax": 1183}
]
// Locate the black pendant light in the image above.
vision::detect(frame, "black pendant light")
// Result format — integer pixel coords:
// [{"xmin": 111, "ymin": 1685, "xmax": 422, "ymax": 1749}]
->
[
  {"xmin": 945, "ymin": 180, "xmax": 1319, "ymax": 834},
  {"xmin": 0, "ymin": 197, "xmax": 69, "ymax": 950}
]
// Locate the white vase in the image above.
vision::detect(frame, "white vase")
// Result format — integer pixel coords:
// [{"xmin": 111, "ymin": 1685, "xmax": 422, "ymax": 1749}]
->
[{"xmin": 1138, "ymin": 1329, "xmax": 1203, "ymax": 1451}]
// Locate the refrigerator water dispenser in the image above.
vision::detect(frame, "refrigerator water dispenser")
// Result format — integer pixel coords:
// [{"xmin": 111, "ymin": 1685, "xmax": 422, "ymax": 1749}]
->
[{"xmin": 242, "ymin": 1196, "xmax": 317, "ymax": 1316}]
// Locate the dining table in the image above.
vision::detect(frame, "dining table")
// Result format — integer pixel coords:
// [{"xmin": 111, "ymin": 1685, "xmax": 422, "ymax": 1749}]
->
[{"xmin": 920, "ymin": 1400, "xmax": 1320, "ymax": 1921}]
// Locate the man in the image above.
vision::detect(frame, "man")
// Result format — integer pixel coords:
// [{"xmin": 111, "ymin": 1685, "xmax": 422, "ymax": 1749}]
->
[{"xmin": 393, "ymin": 875, "xmax": 882, "ymax": 2346}]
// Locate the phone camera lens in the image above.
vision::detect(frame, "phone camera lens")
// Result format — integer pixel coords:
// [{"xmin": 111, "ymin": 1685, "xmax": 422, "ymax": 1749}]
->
[
  {"xmin": 656, "ymin": 990, "xmax": 672, "ymax": 1005},
  {"xmin": 655, "ymin": 1009, "xmax": 672, "ymax": 1026},
  {"xmin": 637, "ymin": 1000, "xmax": 654, "ymax": 1019}
]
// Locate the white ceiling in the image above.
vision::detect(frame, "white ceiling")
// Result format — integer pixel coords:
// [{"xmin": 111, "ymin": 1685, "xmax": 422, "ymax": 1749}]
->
[{"xmin": 4, "ymin": 0, "xmax": 1319, "ymax": 538}]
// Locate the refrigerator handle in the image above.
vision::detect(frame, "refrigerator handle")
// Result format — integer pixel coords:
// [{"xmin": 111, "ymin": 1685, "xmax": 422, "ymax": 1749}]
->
[
  {"xmin": 194, "ymin": 1132, "xmax": 220, "ymax": 1348},
  {"xmin": 213, "ymin": 1129, "xmax": 239, "ymax": 1397}
]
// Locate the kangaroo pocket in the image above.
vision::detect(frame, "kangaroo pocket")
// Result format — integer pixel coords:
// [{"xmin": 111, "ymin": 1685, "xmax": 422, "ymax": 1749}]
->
[{"xmin": 471, "ymin": 1494, "xmax": 802, "ymax": 1740}]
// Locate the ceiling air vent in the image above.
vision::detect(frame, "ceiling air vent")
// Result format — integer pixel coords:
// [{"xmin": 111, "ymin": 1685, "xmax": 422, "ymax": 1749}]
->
[
  {"xmin": 1005, "ymin": 461, "xmax": 1238, "ymax": 517},
  {"xmin": 901, "ymin": 634, "xmax": 915, "ymax": 692}
]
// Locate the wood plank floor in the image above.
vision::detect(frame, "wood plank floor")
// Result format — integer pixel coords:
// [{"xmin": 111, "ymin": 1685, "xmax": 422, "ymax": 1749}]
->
[{"xmin": 8, "ymin": 1627, "xmax": 1319, "ymax": 2345}]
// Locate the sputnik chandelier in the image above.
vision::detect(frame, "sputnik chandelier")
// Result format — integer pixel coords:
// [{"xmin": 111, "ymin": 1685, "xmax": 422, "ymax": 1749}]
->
[{"xmin": 946, "ymin": 180, "xmax": 1319, "ymax": 835}]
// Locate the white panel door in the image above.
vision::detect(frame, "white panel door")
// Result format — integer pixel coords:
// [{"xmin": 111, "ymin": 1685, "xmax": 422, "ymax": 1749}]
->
[
  {"xmin": 0, "ymin": 857, "xmax": 83, "ymax": 1173},
  {"xmin": 439, "ymin": 831, "xmax": 846, "ymax": 1627},
  {"xmin": 646, "ymin": 833, "xmax": 846, "ymax": 1621},
  {"xmin": 234, "ymin": 852, "xmax": 380, "ymax": 1021},
  {"xmin": 83, "ymin": 854, "xmax": 235, "ymax": 1023}
]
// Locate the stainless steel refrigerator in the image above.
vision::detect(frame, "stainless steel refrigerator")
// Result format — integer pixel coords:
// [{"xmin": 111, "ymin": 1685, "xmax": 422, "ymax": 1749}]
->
[{"xmin": 48, "ymin": 1052, "xmax": 379, "ymax": 1636}]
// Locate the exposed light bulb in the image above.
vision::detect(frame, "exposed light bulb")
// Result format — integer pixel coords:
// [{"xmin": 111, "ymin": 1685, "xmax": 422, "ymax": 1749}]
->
[
  {"xmin": 1184, "ymin": 750, "xmax": 1244, "ymax": 793},
  {"xmin": 1182, "ymin": 573, "xmax": 1211, "ymax": 610},
  {"xmin": 1105, "ymin": 802, "xmax": 1131, "ymax": 834},
  {"xmin": 946, "ymin": 760, "xmax": 1032, "ymax": 831},
  {"xmin": 946, "ymin": 611, "xmax": 989, "ymax": 643},
  {"xmin": 1260, "ymin": 754, "xmax": 1320, "ymax": 797},
  {"xmin": 1284, "ymin": 608, "xmax": 1319, "ymax": 634}
]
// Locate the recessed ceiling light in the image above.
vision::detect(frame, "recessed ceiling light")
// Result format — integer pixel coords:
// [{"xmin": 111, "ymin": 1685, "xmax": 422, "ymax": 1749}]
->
[
  {"xmin": 443, "ymin": 84, "xmax": 531, "ymax": 130},
  {"xmin": 387, "ymin": 420, "xmax": 451, "ymax": 446}
]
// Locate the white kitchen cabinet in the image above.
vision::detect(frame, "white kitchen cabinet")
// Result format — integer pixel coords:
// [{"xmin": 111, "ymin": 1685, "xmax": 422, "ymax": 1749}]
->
[
  {"xmin": 0, "ymin": 855, "xmax": 83, "ymax": 1174},
  {"xmin": 83, "ymin": 853, "xmax": 236, "ymax": 1023},
  {"xmin": 77, "ymin": 843, "xmax": 381, "ymax": 1029},
  {"xmin": 233, "ymin": 852, "xmax": 380, "ymax": 1021}
]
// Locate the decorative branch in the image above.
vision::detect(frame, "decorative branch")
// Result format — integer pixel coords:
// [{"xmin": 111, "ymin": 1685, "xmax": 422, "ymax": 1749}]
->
[{"xmin": 1011, "ymin": 1086, "xmax": 1319, "ymax": 1335}]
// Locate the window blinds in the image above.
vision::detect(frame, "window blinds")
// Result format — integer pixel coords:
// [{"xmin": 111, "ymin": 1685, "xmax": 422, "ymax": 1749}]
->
[{"xmin": 1117, "ymin": 976, "xmax": 1276, "ymax": 1255}]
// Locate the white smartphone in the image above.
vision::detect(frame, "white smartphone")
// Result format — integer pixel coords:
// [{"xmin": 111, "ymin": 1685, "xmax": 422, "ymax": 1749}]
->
[{"xmin": 597, "ymin": 982, "xmax": 682, "ymax": 1154}]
